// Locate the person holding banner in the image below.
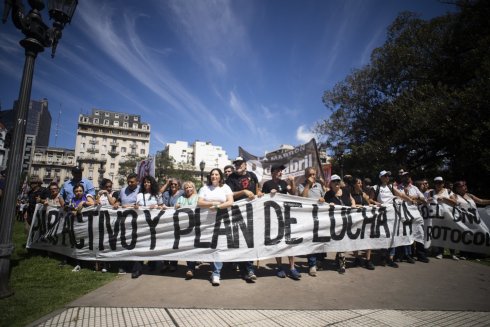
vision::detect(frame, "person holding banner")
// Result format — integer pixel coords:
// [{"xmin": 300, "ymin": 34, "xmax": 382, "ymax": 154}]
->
[
  {"xmin": 135, "ymin": 176, "xmax": 162, "ymax": 209},
  {"xmin": 198, "ymin": 168, "xmax": 234, "ymax": 286},
  {"xmin": 176, "ymin": 181, "xmax": 199, "ymax": 280},
  {"xmin": 324, "ymin": 174, "xmax": 356, "ymax": 274},
  {"xmin": 428, "ymin": 176, "xmax": 459, "ymax": 260},
  {"xmin": 96, "ymin": 178, "xmax": 116, "ymax": 207},
  {"xmin": 44, "ymin": 182, "xmax": 64, "ymax": 207},
  {"xmin": 226, "ymin": 156, "xmax": 262, "ymax": 282},
  {"xmin": 370, "ymin": 170, "xmax": 415, "ymax": 268},
  {"xmin": 60, "ymin": 167, "xmax": 95, "ymax": 204},
  {"xmin": 350, "ymin": 177, "xmax": 377, "ymax": 270},
  {"xmin": 262, "ymin": 164, "xmax": 301, "ymax": 280},
  {"xmin": 297, "ymin": 167, "xmax": 326, "ymax": 277}
]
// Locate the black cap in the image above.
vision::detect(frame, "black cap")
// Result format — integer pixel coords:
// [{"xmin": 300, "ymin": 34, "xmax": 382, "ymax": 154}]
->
[
  {"xmin": 71, "ymin": 166, "xmax": 83, "ymax": 174},
  {"xmin": 271, "ymin": 164, "xmax": 286, "ymax": 172}
]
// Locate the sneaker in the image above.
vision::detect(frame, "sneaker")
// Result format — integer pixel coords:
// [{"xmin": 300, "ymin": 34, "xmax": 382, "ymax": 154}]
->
[
  {"xmin": 276, "ymin": 268, "xmax": 286, "ymax": 278},
  {"xmin": 451, "ymin": 255, "xmax": 459, "ymax": 261},
  {"xmin": 131, "ymin": 269, "xmax": 142, "ymax": 279},
  {"xmin": 211, "ymin": 275, "xmax": 220, "ymax": 286},
  {"xmin": 364, "ymin": 260, "xmax": 375, "ymax": 270},
  {"xmin": 185, "ymin": 270, "xmax": 194, "ymax": 279},
  {"xmin": 405, "ymin": 256, "xmax": 416, "ymax": 264},
  {"xmin": 353, "ymin": 257, "xmax": 362, "ymax": 267},
  {"xmin": 72, "ymin": 265, "xmax": 81, "ymax": 272},
  {"xmin": 101, "ymin": 268, "xmax": 108, "ymax": 273},
  {"xmin": 244, "ymin": 271, "xmax": 256, "ymax": 283},
  {"xmin": 118, "ymin": 268, "xmax": 126, "ymax": 275},
  {"xmin": 288, "ymin": 268, "xmax": 301, "ymax": 280},
  {"xmin": 387, "ymin": 259, "xmax": 399, "ymax": 268},
  {"xmin": 435, "ymin": 254, "xmax": 443, "ymax": 259},
  {"xmin": 338, "ymin": 256, "xmax": 346, "ymax": 274},
  {"xmin": 418, "ymin": 256, "xmax": 430, "ymax": 263},
  {"xmin": 459, "ymin": 256, "xmax": 466, "ymax": 260},
  {"xmin": 308, "ymin": 266, "xmax": 317, "ymax": 277}
]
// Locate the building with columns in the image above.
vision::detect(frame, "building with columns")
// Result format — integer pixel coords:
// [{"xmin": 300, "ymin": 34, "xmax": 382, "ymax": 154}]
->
[{"xmin": 75, "ymin": 108, "xmax": 150, "ymax": 189}]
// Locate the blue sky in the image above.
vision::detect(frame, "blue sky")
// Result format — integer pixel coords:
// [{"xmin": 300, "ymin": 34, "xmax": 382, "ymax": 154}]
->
[{"xmin": 0, "ymin": 0, "xmax": 456, "ymax": 158}]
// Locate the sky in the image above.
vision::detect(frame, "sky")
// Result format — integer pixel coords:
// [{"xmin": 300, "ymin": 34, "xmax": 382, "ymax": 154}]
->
[{"xmin": 0, "ymin": 0, "xmax": 457, "ymax": 159}]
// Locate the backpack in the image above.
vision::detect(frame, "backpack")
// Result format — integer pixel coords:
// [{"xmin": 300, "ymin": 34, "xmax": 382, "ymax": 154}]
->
[{"xmin": 374, "ymin": 183, "xmax": 394, "ymax": 201}]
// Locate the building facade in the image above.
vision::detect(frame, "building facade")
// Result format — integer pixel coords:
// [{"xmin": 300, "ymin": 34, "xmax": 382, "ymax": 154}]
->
[
  {"xmin": 75, "ymin": 108, "xmax": 150, "ymax": 189},
  {"xmin": 0, "ymin": 98, "xmax": 52, "ymax": 173},
  {"xmin": 164, "ymin": 140, "xmax": 230, "ymax": 172},
  {"xmin": 29, "ymin": 147, "xmax": 76, "ymax": 186}
]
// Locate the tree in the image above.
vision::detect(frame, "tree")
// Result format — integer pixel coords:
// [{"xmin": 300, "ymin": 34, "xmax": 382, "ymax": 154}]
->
[
  {"xmin": 315, "ymin": 0, "xmax": 490, "ymax": 195},
  {"xmin": 154, "ymin": 151, "xmax": 200, "ymax": 188},
  {"xmin": 117, "ymin": 155, "xmax": 144, "ymax": 187}
]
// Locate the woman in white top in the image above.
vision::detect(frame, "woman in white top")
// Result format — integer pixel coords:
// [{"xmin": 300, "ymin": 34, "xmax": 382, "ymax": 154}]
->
[
  {"xmin": 96, "ymin": 178, "xmax": 116, "ymax": 207},
  {"xmin": 453, "ymin": 180, "xmax": 490, "ymax": 209},
  {"xmin": 428, "ymin": 177, "xmax": 459, "ymax": 260},
  {"xmin": 197, "ymin": 168, "xmax": 234, "ymax": 286},
  {"xmin": 135, "ymin": 176, "xmax": 162, "ymax": 209}
]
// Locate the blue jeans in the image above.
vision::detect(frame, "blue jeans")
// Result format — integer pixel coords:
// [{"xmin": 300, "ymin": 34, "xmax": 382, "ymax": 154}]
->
[
  {"xmin": 307, "ymin": 253, "xmax": 325, "ymax": 268},
  {"xmin": 238, "ymin": 261, "xmax": 254, "ymax": 275},
  {"xmin": 212, "ymin": 262, "xmax": 223, "ymax": 277},
  {"xmin": 187, "ymin": 261, "xmax": 196, "ymax": 270}
]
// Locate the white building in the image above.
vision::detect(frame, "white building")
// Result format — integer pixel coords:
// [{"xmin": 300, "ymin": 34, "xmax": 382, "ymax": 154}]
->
[
  {"xmin": 75, "ymin": 108, "xmax": 150, "ymax": 189},
  {"xmin": 29, "ymin": 147, "xmax": 76, "ymax": 186},
  {"xmin": 165, "ymin": 140, "xmax": 230, "ymax": 172}
]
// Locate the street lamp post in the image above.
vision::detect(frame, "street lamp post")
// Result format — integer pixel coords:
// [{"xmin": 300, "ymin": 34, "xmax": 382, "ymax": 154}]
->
[
  {"xmin": 0, "ymin": 0, "xmax": 77, "ymax": 298},
  {"xmin": 199, "ymin": 160, "xmax": 205, "ymax": 185}
]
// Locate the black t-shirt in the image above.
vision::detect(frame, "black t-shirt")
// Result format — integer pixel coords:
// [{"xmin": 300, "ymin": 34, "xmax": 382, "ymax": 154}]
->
[
  {"xmin": 27, "ymin": 187, "xmax": 49, "ymax": 215},
  {"xmin": 226, "ymin": 171, "xmax": 259, "ymax": 201},
  {"xmin": 262, "ymin": 179, "xmax": 289, "ymax": 194},
  {"xmin": 324, "ymin": 187, "xmax": 352, "ymax": 206},
  {"xmin": 351, "ymin": 191, "xmax": 368, "ymax": 206}
]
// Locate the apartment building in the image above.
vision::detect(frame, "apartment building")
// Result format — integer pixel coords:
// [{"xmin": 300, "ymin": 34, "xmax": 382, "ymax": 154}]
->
[{"xmin": 75, "ymin": 108, "xmax": 150, "ymax": 189}]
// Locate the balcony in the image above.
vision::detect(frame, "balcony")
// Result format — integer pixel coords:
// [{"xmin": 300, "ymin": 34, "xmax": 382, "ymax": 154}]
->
[
  {"xmin": 108, "ymin": 150, "xmax": 119, "ymax": 158},
  {"xmin": 87, "ymin": 148, "xmax": 99, "ymax": 154}
]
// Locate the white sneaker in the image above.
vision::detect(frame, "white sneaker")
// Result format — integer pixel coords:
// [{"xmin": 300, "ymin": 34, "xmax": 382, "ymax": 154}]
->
[
  {"xmin": 101, "ymin": 268, "xmax": 108, "ymax": 273},
  {"xmin": 451, "ymin": 255, "xmax": 459, "ymax": 261},
  {"xmin": 435, "ymin": 254, "xmax": 443, "ymax": 259},
  {"xmin": 459, "ymin": 256, "xmax": 466, "ymax": 260},
  {"xmin": 211, "ymin": 275, "xmax": 220, "ymax": 286},
  {"xmin": 72, "ymin": 265, "xmax": 81, "ymax": 272}
]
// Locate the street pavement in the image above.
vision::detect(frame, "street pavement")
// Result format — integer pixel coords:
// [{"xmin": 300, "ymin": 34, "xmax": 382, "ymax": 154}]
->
[{"xmin": 29, "ymin": 254, "xmax": 490, "ymax": 326}]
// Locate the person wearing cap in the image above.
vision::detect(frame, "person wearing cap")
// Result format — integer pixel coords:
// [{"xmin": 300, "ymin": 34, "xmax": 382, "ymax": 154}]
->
[
  {"xmin": 297, "ymin": 167, "xmax": 326, "ymax": 276},
  {"xmin": 396, "ymin": 171, "xmax": 427, "ymax": 264},
  {"xmin": 226, "ymin": 156, "xmax": 262, "ymax": 282},
  {"xmin": 427, "ymin": 176, "xmax": 459, "ymax": 260},
  {"xmin": 60, "ymin": 166, "xmax": 95, "ymax": 204},
  {"xmin": 323, "ymin": 174, "xmax": 357, "ymax": 274},
  {"xmin": 369, "ymin": 170, "xmax": 415, "ymax": 268},
  {"xmin": 261, "ymin": 164, "xmax": 301, "ymax": 280},
  {"xmin": 24, "ymin": 176, "xmax": 49, "ymax": 232}
]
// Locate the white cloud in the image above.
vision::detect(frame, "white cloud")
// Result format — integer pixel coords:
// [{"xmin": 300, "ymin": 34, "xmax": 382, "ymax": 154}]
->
[{"xmin": 296, "ymin": 125, "xmax": 315, "ymax": 143}]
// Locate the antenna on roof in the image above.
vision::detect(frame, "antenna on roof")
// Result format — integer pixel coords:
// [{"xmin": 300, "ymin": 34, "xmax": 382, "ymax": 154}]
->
[{"xmin": 54, "ymin": 103, "xmax": 61, "ymax": 146}]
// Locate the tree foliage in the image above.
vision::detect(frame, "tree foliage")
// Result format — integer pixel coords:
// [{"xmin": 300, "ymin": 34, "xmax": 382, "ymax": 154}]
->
[
  {"xmin": 316, "ymin": 0, "xmax": 490, "ymax": 195},
  {"xmin": 154, "ymin": 151, "xmax": 200, "ymax": 187}
]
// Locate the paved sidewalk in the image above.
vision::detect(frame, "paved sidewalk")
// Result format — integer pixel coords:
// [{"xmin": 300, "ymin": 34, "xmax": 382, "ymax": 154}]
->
[
  {"xmin": 34, "ymin": 308, "xmax": 490, "ymax": 326},
  {"xmin": 30, "ymin": 255, "xmax": 490, "ymax": 326}
]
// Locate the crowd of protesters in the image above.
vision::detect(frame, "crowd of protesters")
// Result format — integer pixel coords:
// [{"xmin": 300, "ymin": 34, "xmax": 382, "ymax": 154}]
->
[{"xmin": 14, "ymin": 158, "xmax": 490, "ymax": 285}]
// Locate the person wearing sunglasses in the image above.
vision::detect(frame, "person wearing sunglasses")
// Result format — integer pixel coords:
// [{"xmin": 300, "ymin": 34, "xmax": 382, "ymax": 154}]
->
[{"xmin": 297, "ymin": 167, "xmax": 326, "ymax": 277}]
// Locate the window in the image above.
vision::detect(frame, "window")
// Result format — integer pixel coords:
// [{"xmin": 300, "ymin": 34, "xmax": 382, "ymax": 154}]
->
[
  {"xmin": 121, "ymin": 147, "xmax": 126, "ymax": 153},
  {"xmin": 94, "ymin": 111, "xmax": 99, "ymax": 115},
  {"xmin": 105, "ymin": 112, "xmax": 109, "ymax": 117},
  {"xmin": 110, "ymin": 163, "xmax": 115, "ymax": 169},
  {"xmin": 114, "ymin": 121, "xmax": 119, "ymax": 126},
  {"xmin": 104, "ymin": 120, "xmax": 109, "ymax": 125},
  {"xmin": 140, "ymin": 149, "xmax": 145, "ymax": 155},
  {"xmin": 133, "ymin": 123, "xmax": 138, "ymax": 129},
  {"xmin": 115, "ymin": 114, "xmax": 119, "ymax": 119},
  {"xmin": 133, "ymin": 116, "xmax": 138, "ymax": 121},
  {"xmin": 93, "ymin": 118, "xmax": 99, "ymax": 124},
  {"xmin": 124, "ymin": 115, "xmax": 129, "ymax": 120},
  {"xmin": 81, "ymin": 143, "xmax": 85, "ymax": 149},
  {"xmin": 123, "ymin": 122, "xmax": 128, "ymax": 128}
]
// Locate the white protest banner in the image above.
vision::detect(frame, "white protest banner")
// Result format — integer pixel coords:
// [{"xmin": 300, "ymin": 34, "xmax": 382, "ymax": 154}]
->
[
  {"xmin": 27, "ymin": 194, "xmax": 424, "ymax": 262},
  {"xmin": 420, "ymin": 203, "xmax": 490, "ymax": 254}
]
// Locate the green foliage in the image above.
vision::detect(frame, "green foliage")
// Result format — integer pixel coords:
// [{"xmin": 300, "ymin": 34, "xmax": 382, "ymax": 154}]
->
[
  {"xmin": 154, "ymin": 151, "xmax": 200, "ymax": 187},
  {"xmin": 0, "ymin": 221, "xmax": 117, "ymax": 327},
  {"xmin": 117, "ymin": 155, "xmax": 144, "ymax": 187},
  {"xmin": 316, "ymin": 0, "xmax": 490, "ymax": 195}
]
